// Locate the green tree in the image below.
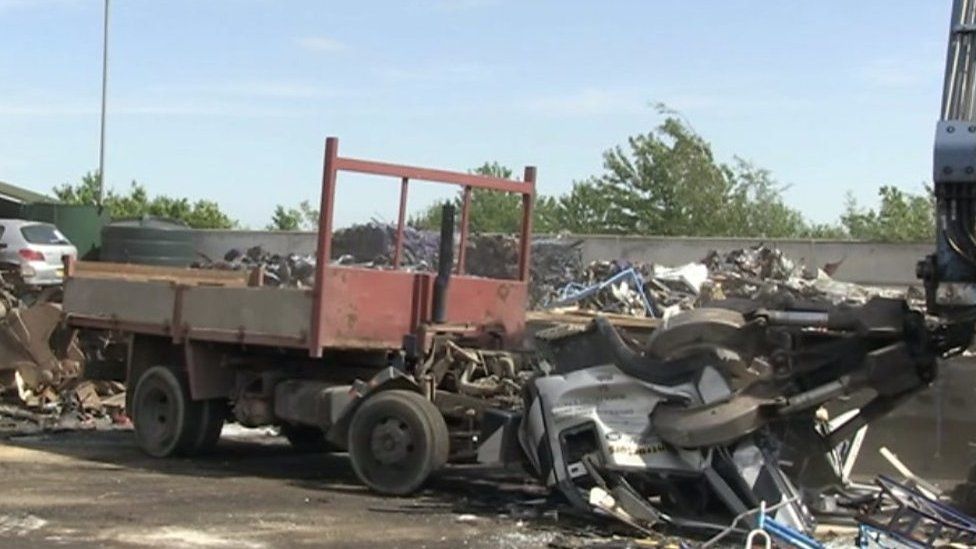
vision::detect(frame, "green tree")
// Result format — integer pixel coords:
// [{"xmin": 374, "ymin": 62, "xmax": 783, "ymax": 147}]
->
[
  {"xmin": 724, "ymin": 159, "xmax": 810, "ymax": 238},
  {"xmin": 268, "ymin": 206, "xmax": 302, "ymax": 231},
  {"xmin": 55, "ymin": 172, "xmax": 236, "ymax": 229},
  {"xmin": 267, "ymin": 200, "xmax": 319, "ymax": 231},
  {"xmin": 545, "ymin": 181, "xmax": 614, "ymax": 234},
  {"xmin": 586, "ymin": 116, "xmax": 735, "ymax": 235},
  {"xmin": 840, "ymin": 186, "xmax": 934, "ymax": 242},
  {"xmin": 532, "ymin": 195, "xmax": 563, "ymax": 234},
  {"xmin": 570, "ymin": 115, "xmax": 812, "ymax": 238},
  {"xmin": 394, "ymin": 107, "xmax": 936, "ymax": 242},
  {"xmin": 409, "ymin": 162, "xmax": 545, "ymax": 233}
]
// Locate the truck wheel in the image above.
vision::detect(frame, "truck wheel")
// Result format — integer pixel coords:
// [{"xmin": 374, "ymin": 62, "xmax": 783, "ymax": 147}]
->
[
  {"xmin": 348, "ymin": 390, "xmax": 449, "ymax": 495},
  {"xmin": 132, "ymin": 365, "xmax": 200, "ymax": 458},
  {"xmin": 280, "ymin": 424, "xmax": 335, "ymax": 453},
  {"xmin": 183, "ymin": 399, "xmax": 226, "ymax": 455}
]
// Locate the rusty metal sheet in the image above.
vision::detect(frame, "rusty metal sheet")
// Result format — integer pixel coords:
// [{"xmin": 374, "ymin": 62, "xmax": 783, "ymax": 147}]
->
[
  {"xmin": 321, "ymin": 267, "xmax": 428, "ymax": 349},
  {"xmin": 64, "ymin": 278, "xmax": 176, "ymax": 328},
  {"xmin": 182, "ymin": 286, "xmax": 313, "ymax": 341},
  {"xmin": 0, "ymin": 302, "xmax": 68, "ymax": 388},
  {"xmin": 441, "ymin": 276, "xmax": 528, "ymax": 346},
  {"xmin": 319, "ymin": 267, "xmax": 527, "ymax": 350}
]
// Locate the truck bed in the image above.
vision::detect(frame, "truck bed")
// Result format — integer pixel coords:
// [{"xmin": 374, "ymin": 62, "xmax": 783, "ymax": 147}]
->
[{"xmin": 63, "ymin": 261, "xmax": 527, "ymax": 352}]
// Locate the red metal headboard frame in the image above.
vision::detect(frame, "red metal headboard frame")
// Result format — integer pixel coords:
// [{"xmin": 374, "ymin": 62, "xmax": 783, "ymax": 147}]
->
[{"xmin": 308, "ymin": 137, "xmax": 536, "ymax": 356}]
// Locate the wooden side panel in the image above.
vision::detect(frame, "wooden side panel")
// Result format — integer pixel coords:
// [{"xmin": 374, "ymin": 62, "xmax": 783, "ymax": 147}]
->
[
  {"xmin": 182, "ymin": 287, "xmax": 312, "ymax": 340},
  {"xmin": 64, "ymin": 278, "xmax": 176, "ymax": 327}
]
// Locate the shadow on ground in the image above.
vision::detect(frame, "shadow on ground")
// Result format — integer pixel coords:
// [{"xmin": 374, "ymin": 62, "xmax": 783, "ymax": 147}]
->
[{"xmin": 2, "ymin": 428, "xmax": 572, "ymax": 526}]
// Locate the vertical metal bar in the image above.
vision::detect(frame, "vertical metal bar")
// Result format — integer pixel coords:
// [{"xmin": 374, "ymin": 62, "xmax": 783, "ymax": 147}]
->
[
  {"xmin": 935, "ymin": 372, "xmax": 944, "ymax": 459},
  {"xmin": 432, "ymin": 204, "xmax": 455, "ymax": 323},
  {"xmin": 97, "ymin": 0, "xmax": 110, "ymax": 205},
  {"xmin": 456, "ymin": 186, "xmax": 472, "ymax": 274},
  {"xmin": 943, "ymin": 0, "xmax": 958, "ymax": 118},
  {"xmin": 518, "ymin": 167, "xmax": 536, "ymax": 282},
  {"xmin": 393, "ymin": 177, "xmax": 409, "ymax": 268},
  {"xmin": 309, "ymin": 137, "xmax": 339, "ymax": 357},
  {"xmin": 63, "ymin": 255, "xmax": 76, "ymax": 278}
]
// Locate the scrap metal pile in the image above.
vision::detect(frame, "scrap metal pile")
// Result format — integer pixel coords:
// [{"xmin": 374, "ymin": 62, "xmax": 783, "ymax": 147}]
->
[
  {"xmin": 524, "ymin": 285, "xmax": 976, "ymax": 545},
  {"xmin": 202, "ymin": 246, "xmax": 318, "ymax": 287},
  {"xmin": 203, "ymin": 224, "xmax": 914, "ymax": 321},
  {"xmin": 0, "ymin": 379, "xmax": 127, "ymax": 435},
  {"xmin": 548, "ymin": 243, "xmax": 919, "ymax": 318},
  {"xmin": 194, "ymin": 222, "xmax": 444, "ymax": 287},
  {"xmin": 0, "ymin": 280, "xmax": 127, "ymax": 435},
  {"xmin": 196, "ymin": 223, "xmax": 586, "ymax": 307}
]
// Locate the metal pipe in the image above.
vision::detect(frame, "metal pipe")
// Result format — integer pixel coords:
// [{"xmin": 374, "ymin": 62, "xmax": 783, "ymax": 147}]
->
[
  {"xmin": 456, "ymin": 186, "xmax": 471, "ymax": 275},
  {"xmin": 780, "ymin": 376, "xmax": 851, "ymax": 415},
  {"xmin": 97, "ymin": 0, "xmax": 110, "ymax": 205},
  {"xmin": 763, "ymin": 310, "xmax": 830, "ymax": 327},
  {"xmin": 432, "ymin": 204, "xmax": 455, "ymax": 324},
  {"xmin": 393, "ymin": 177, "xmax": 409, "ymax": 268}
]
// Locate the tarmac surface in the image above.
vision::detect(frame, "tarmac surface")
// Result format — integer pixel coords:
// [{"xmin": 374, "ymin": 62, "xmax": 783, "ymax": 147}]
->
[{"xmin": 0, "ymin": 426, "xmax": 574, "ymax": 549}]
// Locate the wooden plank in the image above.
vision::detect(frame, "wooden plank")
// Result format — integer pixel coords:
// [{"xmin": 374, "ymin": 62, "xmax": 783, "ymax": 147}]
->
[{"xmin": 72, "ymin": 260, "xmax": 249, "ymax": 287}]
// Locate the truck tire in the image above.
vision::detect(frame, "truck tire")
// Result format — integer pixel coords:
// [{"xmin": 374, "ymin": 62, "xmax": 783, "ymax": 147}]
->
[
  {"xmin": 347, "ymin": 390, "xmax": 449, "ymax": 495},
  {"xmin": 280, "ymin": 424, "xmax": 336, "ymax": 453},
  {"xmin": 183, "ymin": 399, "xmax": 226, "ymax": 455},
  {"xmin": 131, "ymin": 365, "xmax": 201, "ymax": 458}
]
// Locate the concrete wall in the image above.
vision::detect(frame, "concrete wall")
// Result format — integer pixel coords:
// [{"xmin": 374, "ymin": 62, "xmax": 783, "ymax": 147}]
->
[
  {"xmin": 188, "ymin": 229, "xmax": 929, "ymax": 287},
  {"xmin": 577, "ymin": 236, "xmax": 930, "ymax": 287},
  {"xmin": 190, "ymin": 230, "xmax": 318, "ymax": 261}
]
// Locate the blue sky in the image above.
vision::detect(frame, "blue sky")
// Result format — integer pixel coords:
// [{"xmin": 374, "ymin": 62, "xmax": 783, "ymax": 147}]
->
[{"xmin": 0, "ymin": 0, "xmax": 952, "ymax": 229}]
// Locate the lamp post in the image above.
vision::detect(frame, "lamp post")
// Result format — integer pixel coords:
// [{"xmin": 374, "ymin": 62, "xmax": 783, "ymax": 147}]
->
[{"xmin": 97, "ymin": 0, "xmax": 110, "ymax": 206}]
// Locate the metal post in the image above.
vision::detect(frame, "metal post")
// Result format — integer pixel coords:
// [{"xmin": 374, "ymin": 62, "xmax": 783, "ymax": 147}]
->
[
  {"xmin": 518, "ymin": 167, "xmax": 536, "ymax": 282},
  {"xmin": 97, "ymin": 0, "xmax": 110, "ymax": 205},
  {"xmin": 393, "ymin": 177, "xmax": 409, "ymax": 268},
  {"xmin": 309, "ymin": 137, "xmax": 339, "ymax": 357},
  {"xmin": 432, "ymin": 204, "xmax": 455, "ymax": 324},
  {"xmin": 456, "ymin": 186, "xmax": 471, "ymax": 274}
]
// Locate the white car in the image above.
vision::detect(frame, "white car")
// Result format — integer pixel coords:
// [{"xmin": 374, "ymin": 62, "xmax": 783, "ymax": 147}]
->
[{"xmin": 0, "ymin": 219, "xmax": 77, "ymax": 286}]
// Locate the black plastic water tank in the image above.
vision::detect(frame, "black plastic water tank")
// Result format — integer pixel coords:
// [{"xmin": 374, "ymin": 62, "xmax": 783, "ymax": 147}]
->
[{"xmin": 100, "ymin": 217, "xmax": 195, "ymax": 266}]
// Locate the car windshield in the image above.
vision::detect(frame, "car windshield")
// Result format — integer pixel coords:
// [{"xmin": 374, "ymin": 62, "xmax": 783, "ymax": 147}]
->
[{"xmin": 20, "ymin": 224, "xmax": 70, "ymax": 245}]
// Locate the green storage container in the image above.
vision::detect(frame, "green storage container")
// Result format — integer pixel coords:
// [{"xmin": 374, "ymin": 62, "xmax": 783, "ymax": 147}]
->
[{"xmin": 22, "ymin": 203, "xmax": 110, "ymax": 260}]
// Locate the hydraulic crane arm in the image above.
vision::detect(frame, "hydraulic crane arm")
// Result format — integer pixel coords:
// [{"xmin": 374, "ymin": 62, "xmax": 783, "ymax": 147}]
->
[
  {"xmin": 942, "ymin": 0, "xmax": 976, "ymax": 121},
  {"xmin": 919, "ymin": 0, "xmax": 976, "ymax": 312}
]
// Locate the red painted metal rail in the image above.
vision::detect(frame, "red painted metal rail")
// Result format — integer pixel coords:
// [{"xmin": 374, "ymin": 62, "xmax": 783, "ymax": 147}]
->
[{"xmin": 308, "ymin": 137, "xmax": 536, "ymax": 356}]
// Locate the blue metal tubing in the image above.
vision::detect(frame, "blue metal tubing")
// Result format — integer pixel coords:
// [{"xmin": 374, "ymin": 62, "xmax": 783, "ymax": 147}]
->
[{"xmin": 551, "ymin": 267, "xmax": 655, "ymax": 316}]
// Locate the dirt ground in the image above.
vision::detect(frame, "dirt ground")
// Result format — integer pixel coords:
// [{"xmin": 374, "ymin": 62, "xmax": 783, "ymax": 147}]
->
[
  {"xmin": 0, "ymin": 421, "xmax": 967, "ymax": 549},
  {"xmin": 0, "ymin": 426, "xmax": 575, "ymax": 549}
]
